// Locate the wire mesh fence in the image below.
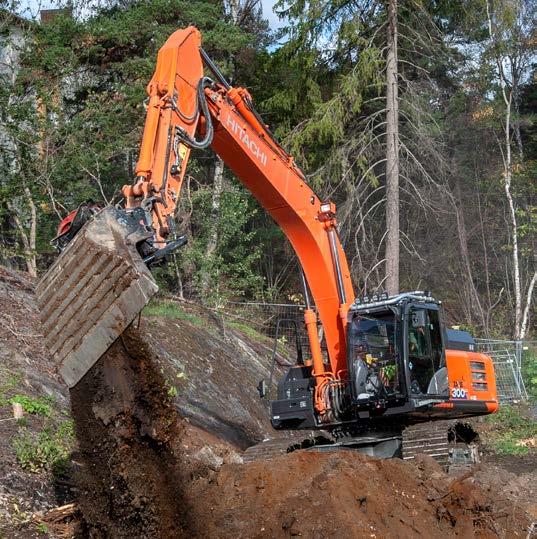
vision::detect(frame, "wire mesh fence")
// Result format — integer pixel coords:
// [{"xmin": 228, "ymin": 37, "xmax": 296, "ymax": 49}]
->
[
  {"xmin": 224, "ymin": 302, "xmax": 314, "ymax": 365},
  {"xmin": 475, "ymin": 339, "xmax": 536, "ymax": 403}
]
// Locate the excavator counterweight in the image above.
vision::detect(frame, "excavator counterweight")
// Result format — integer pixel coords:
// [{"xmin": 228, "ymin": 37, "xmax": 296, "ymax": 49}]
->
[{"xmin": 36, "ymin": 207, "xmax": 158, "ymax": 387}]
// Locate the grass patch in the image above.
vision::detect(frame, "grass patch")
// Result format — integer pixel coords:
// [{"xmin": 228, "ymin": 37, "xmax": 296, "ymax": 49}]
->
[
  {"xmin": 13, "ymin": 420, "xmax": 75, "ymax": 474},
  {"xmin": 484, "ymin": 405, "xmax": 537, "ymax": 455},
  {"xmin": 143, "ymin": 300, "xmax": 204, "ymax": 326},
  {"xmin": 227, "ymin": 320, "xmax": 272, "ymax": 343},
  {"xmin": 9, "ymin": 395, "xmax": 54, "ymax": 417}
]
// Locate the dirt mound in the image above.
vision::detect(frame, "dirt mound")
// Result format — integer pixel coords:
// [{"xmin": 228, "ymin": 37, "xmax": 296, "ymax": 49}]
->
[{"xmin": 187, "ymin": 453, "xmax": 530, "ymax": 539}]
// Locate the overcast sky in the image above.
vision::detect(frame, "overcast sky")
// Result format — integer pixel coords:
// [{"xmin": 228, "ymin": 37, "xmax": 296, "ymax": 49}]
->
[{"xmin": 261, "ymin": 0, "xmax": 286, "ymax": 30}]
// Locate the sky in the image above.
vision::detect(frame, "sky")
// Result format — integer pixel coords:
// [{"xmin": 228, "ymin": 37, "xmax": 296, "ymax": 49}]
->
[{"xmin": 261, "ymin": 0, "xmax": 286, "ymax": 30}]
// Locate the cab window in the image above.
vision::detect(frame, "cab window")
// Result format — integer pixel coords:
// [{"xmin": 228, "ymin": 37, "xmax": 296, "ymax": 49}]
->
[
  {"xmin": 408, "ymin": 308, "xmax": 445, "ymax": 395},
  {"xmin": 350, "ymin": 313, "xmax": 400, "ymax": 394}
]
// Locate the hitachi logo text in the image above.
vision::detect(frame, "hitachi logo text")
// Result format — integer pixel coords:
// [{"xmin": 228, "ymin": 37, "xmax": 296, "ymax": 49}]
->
[{"xmin": 226, "ymin": 114, "xmax": 267, "ymax": 166}]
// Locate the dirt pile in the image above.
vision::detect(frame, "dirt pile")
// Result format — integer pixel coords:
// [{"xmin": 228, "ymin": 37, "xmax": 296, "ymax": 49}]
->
[{"xmin": 187, "ymin": 453, "xmax": 532, "ymax": 539}]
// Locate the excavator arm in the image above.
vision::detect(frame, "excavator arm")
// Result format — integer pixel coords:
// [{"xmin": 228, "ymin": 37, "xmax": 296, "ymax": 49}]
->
[
  {"xmin": 36, "ymin": 26, "xmax": 356, "ymax": 421},
  {"xmin": 124, "ymin": 27, "xmax": 356, "ymax": 419}
]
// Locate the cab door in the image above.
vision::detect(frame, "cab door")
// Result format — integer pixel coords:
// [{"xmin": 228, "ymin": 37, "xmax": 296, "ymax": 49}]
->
[{"xmin": 404, "ymin": 306, "xmax": 448, "ymax": 397}]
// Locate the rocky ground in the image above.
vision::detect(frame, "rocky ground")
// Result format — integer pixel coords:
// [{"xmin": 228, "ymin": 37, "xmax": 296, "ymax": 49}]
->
[{"xmin": 0, "ymin": 266, "xmax": 536, "ymax": 539}]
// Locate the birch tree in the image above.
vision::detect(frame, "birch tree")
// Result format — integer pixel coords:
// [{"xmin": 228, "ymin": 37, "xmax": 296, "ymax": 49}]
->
[
  {"xmin": 385, "ymin": 0, "xmax": 399, "ymax": 295},
  {"xmin": 485, "ymin": 0, "xmax": 536, "ymax": 339}
]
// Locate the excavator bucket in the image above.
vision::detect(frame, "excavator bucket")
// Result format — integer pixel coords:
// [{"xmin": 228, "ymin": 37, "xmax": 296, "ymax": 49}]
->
[{"xmin": 36, "ymin": 207, "xmax": 158, "ymax": 388}]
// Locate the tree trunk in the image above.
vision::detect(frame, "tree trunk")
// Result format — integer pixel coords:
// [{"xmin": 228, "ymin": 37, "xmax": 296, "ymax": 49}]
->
[
  {"xmin": 7, "ymin": 188, "xmax": 37, "ymax": 279},
  {"xmin": 200, "ymin": 157, "xmax": 225, "ymax": 297},
  {"xmin": 486, "ymin": 0, "xmax": 524, "ymax": 339},
  {"xmin": 520, "ymin": 271, "xmax": 536, "ymax": 340},
  {"xmin": 385, "ymin": 0, "xmax": 400, "ymax": 295}
]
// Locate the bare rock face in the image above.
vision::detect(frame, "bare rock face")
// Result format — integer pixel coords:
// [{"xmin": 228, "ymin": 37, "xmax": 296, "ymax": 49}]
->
[{"xmin": 138, "ymin": 308, "xmax": 279, "ymax": 448}]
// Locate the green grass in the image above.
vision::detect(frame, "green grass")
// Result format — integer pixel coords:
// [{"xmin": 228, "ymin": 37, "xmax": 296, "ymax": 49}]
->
[
  {"xmin": 35, "ymin": 522, "xmax": 48, "ymax": 534},
  {"xmin": 227, "ymin": 320, "xmax": 272, "ymax": 343},
  {"xmin": 143, "ymin": 300, "xmax": 204, "ymax": 326},
  {"xmin": 9, "ymin": 395, "xmax": 54, "ymax": 417},
  {"xmin": 484, "ymin": 405, "xmax": 537, "ymax": 455},
  {"xmin": 13, "ymin": 420, "xmax": 75, "ymax": 474}
]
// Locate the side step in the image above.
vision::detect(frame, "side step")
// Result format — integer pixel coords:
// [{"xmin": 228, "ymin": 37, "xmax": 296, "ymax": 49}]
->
[{"xmin": 36, "ymin": 207, "xmax": 158, "ymax": 388}]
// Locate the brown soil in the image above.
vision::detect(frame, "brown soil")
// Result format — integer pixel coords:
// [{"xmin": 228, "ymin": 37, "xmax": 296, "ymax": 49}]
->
[
  {"xmin": 70, "ymin": 327, "xmax": 193, "ymax": 538},
  {"xmin": 188, "ymin": 453, "xmax": 531, "ymax": 539}
]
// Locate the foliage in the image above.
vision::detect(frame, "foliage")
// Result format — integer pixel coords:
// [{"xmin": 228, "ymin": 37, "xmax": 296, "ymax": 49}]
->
[
  {"xmin": 13, "ymin": 420, "xmax": 75, "ymax": 473},
  {"xmin": 9, "ymin": 394, "xmax": 54, "ymax": 417},
  {"xmin": 166, "ymin": 384, "xmax": 178, "ymax": 399},
  {"xmin": 180, "ymin": 185, "xmax": 263, "ymax": 304},
  {"xmin": 484, "ymin": 405, "xmax": 537, "ymax": 455},
  {"xmin": 35, "ymin": 522, "xmax": 48, "ymax": 534}
]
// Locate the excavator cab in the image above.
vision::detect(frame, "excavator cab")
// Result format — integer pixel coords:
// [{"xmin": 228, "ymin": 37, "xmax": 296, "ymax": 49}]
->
[
  {"xmin": 271, "ymin": 290, "xmax": 496, "ymax": 431},
  {"xmin": 348, "ymin": 292, "xmax": 449, "ymax": 409}
]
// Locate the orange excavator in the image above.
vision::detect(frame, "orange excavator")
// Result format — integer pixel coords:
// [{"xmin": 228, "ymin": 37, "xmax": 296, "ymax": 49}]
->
[{"xmin": 36, "ymin": 27, "xmax": 498, "ymax": 461}]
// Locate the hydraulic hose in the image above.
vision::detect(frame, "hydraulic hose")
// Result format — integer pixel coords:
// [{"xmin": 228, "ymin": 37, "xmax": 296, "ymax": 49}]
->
[{"xmin": 175, "ymin": 77, "xmax": 214, "ymax": 150}]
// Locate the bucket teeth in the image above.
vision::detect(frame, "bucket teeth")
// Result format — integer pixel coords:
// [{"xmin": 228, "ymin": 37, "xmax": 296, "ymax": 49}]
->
[{"xmin": 36, "ymin": 206, "xmax": 158, "ymax": 388}]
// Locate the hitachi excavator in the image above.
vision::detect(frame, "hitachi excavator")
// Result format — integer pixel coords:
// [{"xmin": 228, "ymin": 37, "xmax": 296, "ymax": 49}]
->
[{"xmin": 36, "ymin": 27, "xmax": 498, "ymax": 463}]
